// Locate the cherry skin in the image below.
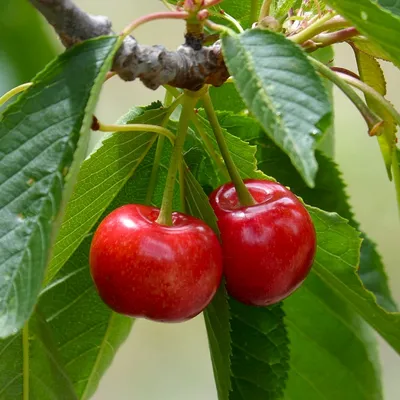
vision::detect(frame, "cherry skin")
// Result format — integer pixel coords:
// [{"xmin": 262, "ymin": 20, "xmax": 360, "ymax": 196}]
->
[
  {"xmin": 209, "ymin": 179, "xmax": 316, "ymax": 306},
  {"xmin": 89, "ymin": 204, "xmax": 223, "ymax": 322}
]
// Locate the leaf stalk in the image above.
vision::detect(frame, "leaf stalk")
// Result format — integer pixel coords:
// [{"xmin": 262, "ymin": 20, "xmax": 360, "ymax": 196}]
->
[
  {"xmin": 0, "ymin": 83, "xmax": 32, "ymax": 108},
  {"xmin": 157, "ymin": 92, "xmax": 199, "ymax": 225},
  {"xmin": 309, "ymin": 57, "xmax": 382, "ymax": 134}
]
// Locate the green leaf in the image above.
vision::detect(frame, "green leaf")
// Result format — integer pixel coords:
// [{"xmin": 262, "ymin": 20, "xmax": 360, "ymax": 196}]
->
[
  {"xmin": 39, "ymin": 236, "xmax": 133, "ymax": 399},
  {"xmin": 184, "ymin": 171, "xmax": 289, "ymax": 400},
  {"xmin": 222, "ymin": 29, "xmax": 332, "ymax": 187},
  {"xmin": 212, "ymin": 0, "xmax": 264, "ymax": 29},
  {"xmin": 45, "ymin": 106, "xmax": 169, "ymax": 283},
  {"xmin": 308, "ymin": 207, "xmax": 400, "ymax": 354},
  {"xmin": 0, "ymin": 0, "xmax": 57, "ymax": 89},
  {"xmin": 378, "ymin": 0, "xmax": 400, "ymax": 15},
  {"xmin": 0, "ymin": 36, "xmax": 119, "ymax": 338},
  {"xmin": 208, "ymin": 84, "xmax": 246, "ymax": 114},
  {"xmin": 354, "ymin": 49, "xmax": 397, "ymax": 180},
  {"xmin": 0, "ymin": 312, "xmax": 78, "ymax": 399},
  {"xmin": 325, "ymin": 0, "xmax": 400, "ymax": 68},
  {"xmin": 284, "ymin": 265, "xmax": 382, "ymax": 399}
]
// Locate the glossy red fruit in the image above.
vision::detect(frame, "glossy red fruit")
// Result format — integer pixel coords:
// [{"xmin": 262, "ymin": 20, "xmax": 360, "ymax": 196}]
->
[
  {"xmin": 89, "ymin": 204, "xmax": 223, "ymax": 322},
  {"xmin": 209, "ymin": 179, "xmax": 316, "ymax": 306}
]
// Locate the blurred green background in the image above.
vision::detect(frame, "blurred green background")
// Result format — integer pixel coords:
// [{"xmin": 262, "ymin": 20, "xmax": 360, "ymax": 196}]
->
[{"xmin": 1, "ymin": 0, "xmax": 399, "ymax": 398}]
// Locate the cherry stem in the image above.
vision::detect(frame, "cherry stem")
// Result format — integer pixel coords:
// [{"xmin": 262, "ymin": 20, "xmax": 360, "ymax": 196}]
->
[
  {"xmin": 289, "ymin": 11, "xmax": 338, "ymax": 44},
  {"xmin": 0, "ymin": 83, "xmax": 32, "ymax": 108},
  {"xmin": 121, "ymin": 11, "xmax": 189, "ymax": 39},
  {"xmin": 164, "ymin": 84, "xmax": 231, "ymax": 182},
  {"xmin": 179, "ymin": 158, "xmax": 187, "ymax": 214},
  {"xmin": 259, "ymin": 0, "xmax": 273, "ymax": 21},
  {"xmin": 202, "ymin": 91, "xmax": 255, "ymax": 206},
  {"xmin": 205, "ymin": 19, "xmax": 235, "ymax": 35},
  {"xmin": 164, "ymin": 85, "xmax": 182, "ymax": 98},
  {"xmin": 145, "ymin": 92, "xmax": 183, "ymax": 205},
  {"xmin": 191, "ymin": 112, "xmax": 230, "ymax": 181},
  {"xmin": 309, "ymin": 57, "xmax": 382, "ymax": 135},
  {"xmin": 157, "ymin": 93, "xmax": 198, "ymax": 226}
]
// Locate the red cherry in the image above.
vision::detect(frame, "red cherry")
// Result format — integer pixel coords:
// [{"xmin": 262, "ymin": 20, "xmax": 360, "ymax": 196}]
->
[
  {"xmin": 89, "ymin": 204, "xmax": 223, "ymax": 322},
  {"xmin": 209, "ymin": 179, "xmax": 316, "ymax": 306}
]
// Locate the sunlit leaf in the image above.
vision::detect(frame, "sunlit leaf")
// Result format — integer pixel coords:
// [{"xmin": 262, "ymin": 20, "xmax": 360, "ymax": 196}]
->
[{"xmin": 0, "ymin": 36, "xmax": 119, "ymax": 338}]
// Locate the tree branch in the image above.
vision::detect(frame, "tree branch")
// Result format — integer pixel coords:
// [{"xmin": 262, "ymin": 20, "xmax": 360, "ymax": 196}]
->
[{"xmin": 28, "ymin": 0, "xmax": 229, "ymax": 91}]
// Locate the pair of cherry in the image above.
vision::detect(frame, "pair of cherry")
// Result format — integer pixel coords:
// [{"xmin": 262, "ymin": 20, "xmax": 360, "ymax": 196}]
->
[{"xmin": 89, "ymin": 179, "xmax": 316, "ymax": 322}]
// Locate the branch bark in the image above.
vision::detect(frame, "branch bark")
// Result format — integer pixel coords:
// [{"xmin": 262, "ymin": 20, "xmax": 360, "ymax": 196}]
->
[{"xmin": 29, "ymin": 0, "xmax": 229, "ymax": 90}]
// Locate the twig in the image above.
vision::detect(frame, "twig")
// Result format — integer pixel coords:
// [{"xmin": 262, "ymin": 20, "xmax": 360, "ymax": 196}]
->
[{"xmin": 28, "ymin": 0, "xmax": 229, "ymax": 91}]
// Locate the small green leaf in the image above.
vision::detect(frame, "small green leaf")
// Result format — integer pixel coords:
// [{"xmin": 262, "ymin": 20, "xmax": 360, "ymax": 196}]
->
[
  {"xmin": 351, "ymin": 37, "xmax": 391, "ymax": 61},
  {"xmin": 209, "ymin": 84, "xmax": 246, "ymax": 114},
  {"xmin": 184, "ymin": 171, "xmax": 289, "ymax": 400},
  {"xmin": 39, "ymin": 236, "xmax": 133, "ymax": 399},
  {"xmin": 354, "ymin": 49, "xmax": 397, "ymax": 180},
  {"xmin": 222, "ymin": 29, "xmax": 332, "ymax": 187},
  {"xmin": 326, "ymin": 0, "xmax": 400, "ymax": 68},
  {"xmin": 45, "ymin": 106, "xmax": 169, "ymax": 283},
  {"xmin": 0, "ymin": 312, "xmax": 78, "ymax": 399},
  {"xmin": 0, "ymin": 36, "xmax": 119, "ymax": 338}
]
